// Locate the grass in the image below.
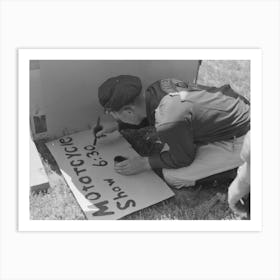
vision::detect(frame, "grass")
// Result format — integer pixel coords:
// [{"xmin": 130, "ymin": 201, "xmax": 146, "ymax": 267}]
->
[
  {"xmin": 30, "ymin": 149, "xmax": 85, "ymax": 220},
  {"xmin": 30, "ymin": 60, "xmax": 250, "ymax": 220}
]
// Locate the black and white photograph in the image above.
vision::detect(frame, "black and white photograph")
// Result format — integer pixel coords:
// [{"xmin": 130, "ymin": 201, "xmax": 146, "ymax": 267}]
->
[{"xmin": 25, "ymin": 51, "xmax": 257, "ymax": 224}]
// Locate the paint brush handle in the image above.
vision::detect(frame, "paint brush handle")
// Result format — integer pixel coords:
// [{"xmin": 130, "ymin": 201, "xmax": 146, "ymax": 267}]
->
[
  {"xmin": 93, "ymin": 116, "xmax": 103, "ymax": 146},
  {"xmin": 93, "ymin": 137, "xmax": 97, "ymax": 146},
  {"xmin": 94, "ymin": 116, "xmax": 103, "ymax": 135}
]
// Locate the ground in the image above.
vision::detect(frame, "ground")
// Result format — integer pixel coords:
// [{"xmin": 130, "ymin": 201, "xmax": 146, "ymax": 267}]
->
[{"xmin": 30, "ymin": 60, "xmax": 250, "ymax": 220}]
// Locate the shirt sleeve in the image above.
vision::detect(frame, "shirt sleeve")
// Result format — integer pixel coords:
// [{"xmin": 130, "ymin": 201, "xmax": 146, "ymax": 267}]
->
[{"xmin": 148, "ymin": 120, "xmax": 197, "ymax": 169}]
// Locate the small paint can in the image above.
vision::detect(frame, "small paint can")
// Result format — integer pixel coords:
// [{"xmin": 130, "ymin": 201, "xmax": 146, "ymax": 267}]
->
[{"xmin": 114, "ymin": 155, "xmax": 128, "ymax": 165}]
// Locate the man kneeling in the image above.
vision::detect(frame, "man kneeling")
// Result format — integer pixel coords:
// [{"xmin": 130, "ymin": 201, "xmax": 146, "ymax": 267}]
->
[{"xmin": 96, "ymin": 75, "xmax": 250, "ymax": 176}]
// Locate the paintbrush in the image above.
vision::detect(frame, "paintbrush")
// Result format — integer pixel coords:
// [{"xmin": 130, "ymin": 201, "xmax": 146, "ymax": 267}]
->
[{"xmin": 93, "ymin": 116, "xmax": 102, "ymax": 146}]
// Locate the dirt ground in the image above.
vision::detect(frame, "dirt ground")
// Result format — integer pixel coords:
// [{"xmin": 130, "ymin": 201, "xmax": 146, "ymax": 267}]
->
[{"xmin": 30, "ymin": 60, "xmax": 250, "ymax": 220}]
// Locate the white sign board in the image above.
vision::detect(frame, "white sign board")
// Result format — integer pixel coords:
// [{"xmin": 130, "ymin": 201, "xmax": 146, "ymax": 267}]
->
[{"xmin": 46, "ymin": 129, "xmax": 174, "ymax": 220}]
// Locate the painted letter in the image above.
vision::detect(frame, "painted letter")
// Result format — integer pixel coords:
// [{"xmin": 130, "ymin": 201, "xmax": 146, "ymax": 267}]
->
[
  {"xmin": 73, "ymin": 167, "xmax": 86, "ymax": 176},
  {"xmin": 92, "ymin": 200, "xmax": 115, "ymax": 217},
  {"xmin": 112, "ymin": 186, "xmax": 121, "ymax": 192},
  {"xmin": 104, "ymin": 178, "xmax": 115, "ymax": 186},
  {"xmin": 70, "ymin": 159, "xmax": 84, "ymax": 167},
  {"xmin": 65, "ymin": 146, "xmax": 78, "ymax": 153},
  {"xmin": 113, "ymin": 191, "xmax": 128, "ymax": 201},
  {"xmin": 59, "ymin": 137, "xmax": 72, "ymax": 144},
  {"xmin": 82, "ymin": 185, "xmax": 95, "ymax": 192},
  {"xmin": 66, "ymin": 153, "xmax": 82, "ymax": 159},
  {"xmin": 116, "ymin": 199, "xmax": 136, "ymax": 210},
  {"xmin": 85, "ymin": 191, "xmax": 101, "ymax": 201},
  {"xmin": 79, "ymin": 176, "xmax": 92, "ymax": 184}
]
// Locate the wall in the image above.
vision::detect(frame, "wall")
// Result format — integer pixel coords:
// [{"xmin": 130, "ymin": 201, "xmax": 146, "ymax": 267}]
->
[
  {"xmin": 30, "ymin": 67, "xmax": 48, "ymax": 139},
  {"xmin": 31, "ymin": 60, "xmax": 200, "ymax": 140}
]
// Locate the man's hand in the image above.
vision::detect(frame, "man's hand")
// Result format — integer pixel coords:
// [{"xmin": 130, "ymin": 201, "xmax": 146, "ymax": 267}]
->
[
  {"xmin": 93, "ymin": 121, "xmax": 118, "ymax": 138},
  {"xmin": 114, "ymin": 156, "xmax": 151, "ymax": 175},
  {"xmin": 228, "ymin": 168, "xmax": 250, "ymax": 218}
]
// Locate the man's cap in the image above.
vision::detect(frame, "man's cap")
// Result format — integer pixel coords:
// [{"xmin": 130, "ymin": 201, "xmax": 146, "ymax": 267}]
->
[{"xmin": 98, "ymin": 75, "xmax": 142, "ymax": 112}]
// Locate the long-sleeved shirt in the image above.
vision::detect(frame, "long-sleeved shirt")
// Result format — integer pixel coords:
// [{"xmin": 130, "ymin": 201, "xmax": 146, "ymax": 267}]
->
[{"xmin": 145, "ymin": 79, "xmax": 250, "ymax": 169}]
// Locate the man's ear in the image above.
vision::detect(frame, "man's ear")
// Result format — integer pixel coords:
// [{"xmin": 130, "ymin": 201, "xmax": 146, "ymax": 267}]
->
[
  {"xmin": 122, "ymin": 105, "xmax": 135, "ymax": 114},
  {"xmin": 110, "ymin": 111, "xmax": 119, "ymax": 119}
]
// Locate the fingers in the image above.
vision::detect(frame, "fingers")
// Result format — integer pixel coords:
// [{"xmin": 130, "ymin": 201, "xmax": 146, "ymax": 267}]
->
[
  {"xmin": 115, "ymin": 160, "xmax": 129, "ymax": 168},
  {"xmin": 95, "ymin": 126, "xmax": 117, "ymax": 138},
  {"xmin": 114, "ymin": 160, "xmax": 129, "ymax": 171},
  {"xmin": 114, "ymin": 160, "xmax": 133, "ymax": 175},
  {"xmin": 96, "ymin": 130, "xmax": 105, "ymax": 138},
  {"xmin": 115, "ymin": 169, "xmax": 133, "ymax": 176},
  {"xmin": 96, "ymin": 128, "xmax": 112, "ymax": 138}
]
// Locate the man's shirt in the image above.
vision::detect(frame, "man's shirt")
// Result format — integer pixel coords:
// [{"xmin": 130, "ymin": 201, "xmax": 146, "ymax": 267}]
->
[{"xmin": 145, "ymin": 79, "xmax": 250, "ymax": 169}]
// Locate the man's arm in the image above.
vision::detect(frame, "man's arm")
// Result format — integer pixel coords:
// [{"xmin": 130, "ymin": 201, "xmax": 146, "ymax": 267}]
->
[
  {"xmin": 148, "ymin": 120, "xmax": 196, "ymax": 169},
  {"xmin": 114, "ymin": 120, "xmax": 196, "ymax": 175}
]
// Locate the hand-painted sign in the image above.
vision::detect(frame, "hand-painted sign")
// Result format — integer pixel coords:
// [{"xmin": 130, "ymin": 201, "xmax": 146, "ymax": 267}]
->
[{"xmin": 46, "ymin": 129, "xmax": 174, "ymax": 219}]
